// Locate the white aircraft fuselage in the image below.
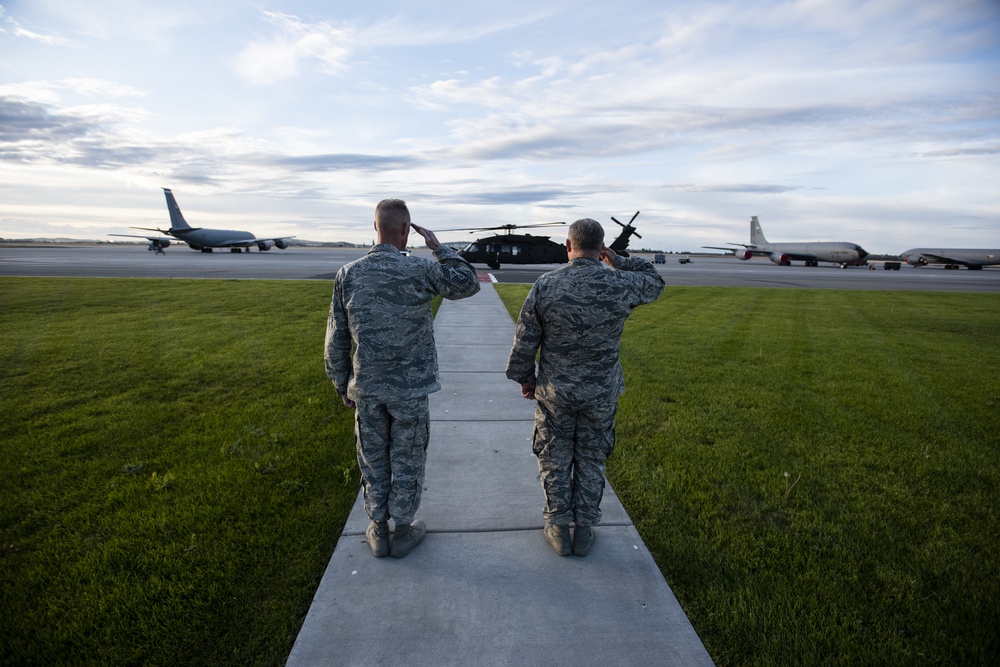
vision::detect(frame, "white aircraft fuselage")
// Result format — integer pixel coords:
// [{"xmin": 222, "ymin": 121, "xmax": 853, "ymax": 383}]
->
[
  {"xmin": 168, "ymin": 227, "xmax": 257, "ymax": 249},
  {"xmin": 900, "ymin": 248, "xmax": 1000, "ymax": 270},
  {"xmin": 705, "ymin": 216, "xmax": 868, "ymax": 268},
  {"xmin": 111, "ymin": 188, "xmax": 293, "ymax": 253}
]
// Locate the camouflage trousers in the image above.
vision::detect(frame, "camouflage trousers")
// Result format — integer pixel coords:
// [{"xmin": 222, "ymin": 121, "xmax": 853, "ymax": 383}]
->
[
  {"xmin": 354, "ymin": 397, "xmax": 430, "ymax": 525},
  {"xmin": 532, "ymin": 399, "xmax": 617, "ymax": 527}
]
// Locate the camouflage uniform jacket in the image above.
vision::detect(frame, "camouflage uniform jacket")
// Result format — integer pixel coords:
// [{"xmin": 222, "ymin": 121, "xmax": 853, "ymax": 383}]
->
[
  {"xmin": 325, "ymin": 244, "xmax": 479, "ymax": 403},
  {"xmin": 505, "ymin": 255, "xmax": 664, "ymax": 407}
]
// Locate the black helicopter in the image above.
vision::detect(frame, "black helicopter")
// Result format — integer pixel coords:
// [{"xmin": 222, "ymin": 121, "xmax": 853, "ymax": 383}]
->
[{"xmin": 442, "ymin": 211, "xmax": 643, "ymax": 270}]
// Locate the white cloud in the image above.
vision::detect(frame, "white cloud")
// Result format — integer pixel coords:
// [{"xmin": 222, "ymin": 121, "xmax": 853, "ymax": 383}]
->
[
  {"xmin": 61, "ymin": 78, "xmax": 147, "ymax": 98},
  {"xmin": 1, "ymin": 9, "xmax": 75, "ymax": 46},
  {"xmin": 0, "ymin": 81, "xmax": 63, "ymax": 104},
  {"xmin": 234, "ymin": 11, "xmax": 355, "ymax": 85}
]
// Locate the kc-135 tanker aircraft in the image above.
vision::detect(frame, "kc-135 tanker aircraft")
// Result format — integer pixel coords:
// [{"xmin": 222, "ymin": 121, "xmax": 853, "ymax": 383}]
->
[
  {"xmin": 705, "ymin": 216, "xmax": 869, "ymax": 268},
  {"xmin": 111, "ymin": 188, "xmax": 294, "ymax": 253},
  {"xmin": 899, "ymin": 248, "xmax": 1000, "ymax": 270}
]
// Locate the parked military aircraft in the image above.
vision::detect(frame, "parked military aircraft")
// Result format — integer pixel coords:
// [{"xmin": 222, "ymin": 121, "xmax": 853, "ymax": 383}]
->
[
  {"xmin": 110, "ymin": 188, "xmax": 294, "ymax": 253},
  {"xmin": 704, "ymin": 216, "xmax": 868, "ymax": 268},
  {"xmin": 446, "ymin": 211, "xmax": 643, "ymax": 269},
  {"xmin": 899, "ymin": 248, "xmax": 1000, "ymax": 270}
]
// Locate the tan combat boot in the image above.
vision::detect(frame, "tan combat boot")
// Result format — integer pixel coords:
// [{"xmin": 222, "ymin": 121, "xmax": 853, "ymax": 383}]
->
[
  {"xmin": 543, "ymin": 522, "xmax": 571, "ymax": 556},
  {"xmin": 573, "ymin": 525, "xmax": 596, "ymax": 557},
  {"xmin": 391, "ymin": 520, "xmax": 426, "ymax": 558},
  {"xmin": 366, "ymin": 520, "xmax": 390, "ymax": 558}
]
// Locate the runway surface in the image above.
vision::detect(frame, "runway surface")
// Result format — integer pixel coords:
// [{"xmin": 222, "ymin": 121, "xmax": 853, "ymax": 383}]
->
[{"xmin": 2, "ymin": 244, "xmax": 999, "ymax": 292}]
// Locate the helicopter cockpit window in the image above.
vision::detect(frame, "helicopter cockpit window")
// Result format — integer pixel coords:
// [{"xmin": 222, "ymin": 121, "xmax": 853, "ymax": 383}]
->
[{"xmin": 463, "ymin": 243, "xmax": 479, "ymax": 253}]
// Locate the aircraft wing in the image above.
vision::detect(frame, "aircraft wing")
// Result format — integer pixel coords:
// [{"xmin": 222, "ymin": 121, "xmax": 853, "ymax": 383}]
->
[
  {"xmin": 248, "ymin": 236, "xmax": 295, "ymax": 245},
  {"xmin": 702, "ymin": 245, "xmax": 766, "ymax": 255},
  {"xmin": 110, "ymin": 233, "xmax": 175, "ymax": 243}
]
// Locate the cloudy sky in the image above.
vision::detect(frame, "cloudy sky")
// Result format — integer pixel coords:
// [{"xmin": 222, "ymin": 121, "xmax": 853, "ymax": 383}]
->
[{"xmin": 1, "ymin": 0, "xmax": 998, "ymax": 253}]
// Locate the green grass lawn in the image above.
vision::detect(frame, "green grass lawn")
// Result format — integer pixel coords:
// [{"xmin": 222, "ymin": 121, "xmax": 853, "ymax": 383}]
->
[
  {"xmin": 499, "ymin": 284, "xmax": 999, "ymax": 666},
  {"xmin": 0, "ymin": 278, "xmax": 358, "ymax": 666},
  {"xmin": 2, "ymin": 277, "xmax": 998, "ymax": 665}
]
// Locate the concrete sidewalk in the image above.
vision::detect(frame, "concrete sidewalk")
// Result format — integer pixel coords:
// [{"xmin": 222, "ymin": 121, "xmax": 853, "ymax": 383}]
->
[{"xmin": 286, "ymin": 282, "xmax": 714, "ymax": 666}]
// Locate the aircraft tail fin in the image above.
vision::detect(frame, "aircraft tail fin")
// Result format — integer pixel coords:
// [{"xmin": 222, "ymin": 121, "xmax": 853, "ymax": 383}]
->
[
  {"xmin": 750, "ymin": 216, "xmax": 768, "ymax": 245},
  {"xmin": 163, "ymin": 188, "xmax": 193, "ymax": 231}
]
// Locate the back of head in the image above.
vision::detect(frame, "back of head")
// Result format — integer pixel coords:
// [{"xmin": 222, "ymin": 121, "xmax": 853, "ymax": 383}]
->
[
  {"xmin": 375, "ymin": 198, "xmax": 411, "ymax": 236},
  {"xmin": 568, "ymin": 218, "xmax": 604, "ymax": 253}
]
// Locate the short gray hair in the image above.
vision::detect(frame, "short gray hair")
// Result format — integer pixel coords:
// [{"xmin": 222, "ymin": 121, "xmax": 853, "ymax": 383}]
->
[
  {"xmin": 375, "ymin": 198, "xmax": 410, "ymax": 234},
  {"xmin": 568, "ymin": 218, "xmax": 604, "ymax": 252}
]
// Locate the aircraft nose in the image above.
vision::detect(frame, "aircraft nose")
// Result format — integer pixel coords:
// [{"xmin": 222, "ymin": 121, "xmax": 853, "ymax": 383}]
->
[{"xmin": 856, "ymin": 245, "xmax": 869, "ymax": 258}]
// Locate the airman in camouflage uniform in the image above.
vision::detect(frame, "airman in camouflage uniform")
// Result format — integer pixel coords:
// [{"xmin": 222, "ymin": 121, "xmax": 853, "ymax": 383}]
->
[
  {"xmin": 506, "ymin": 218, "xmax": 664, "ymax": 556},
  {"xmin": 325, "ymin": 199, "xmax": 479, "ymax": 557}
]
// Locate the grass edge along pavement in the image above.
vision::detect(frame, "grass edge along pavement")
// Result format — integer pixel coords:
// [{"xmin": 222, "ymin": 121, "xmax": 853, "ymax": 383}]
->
[
  {"xmin": 495, "ymin": 283, "xmax": 999, "ymax": 667},
  {"xmin": 0, "ymin": 277, "xmax": 997, "ymax": 665}
]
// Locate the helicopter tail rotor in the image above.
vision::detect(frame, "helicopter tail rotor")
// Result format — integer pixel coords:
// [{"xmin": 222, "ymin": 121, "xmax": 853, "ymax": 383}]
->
[
  {"xmin": 608, "ymin": 211, "xmax": 643, "ymax": 257},
  {"xmin": 610, "ymin": 211, "xmax": 642, "ymax": 239}
]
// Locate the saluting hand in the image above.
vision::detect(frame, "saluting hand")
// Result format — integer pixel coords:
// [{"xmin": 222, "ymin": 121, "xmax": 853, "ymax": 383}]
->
[
  {"xmin": 410, "ymin": 223, "xmax": 441, "ymax": 250},
  {"xmin": 600, "ymin": 245, "xmax": 618, "ymax": 266}
]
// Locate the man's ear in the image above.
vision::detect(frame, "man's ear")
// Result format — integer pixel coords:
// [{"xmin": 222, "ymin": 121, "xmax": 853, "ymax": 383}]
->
[{"xmin": 565, "ymin": 238, "xmax": 573, "ymax": 254}]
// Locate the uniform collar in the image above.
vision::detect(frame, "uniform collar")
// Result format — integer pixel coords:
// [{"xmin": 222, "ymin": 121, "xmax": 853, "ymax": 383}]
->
[{"xmin": 368, "ymin": 243, "xmax": 401, "ymax": 255}]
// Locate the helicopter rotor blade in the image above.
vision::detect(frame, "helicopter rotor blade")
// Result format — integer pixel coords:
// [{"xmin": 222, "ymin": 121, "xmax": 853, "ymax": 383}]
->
[
  {"xmin": 611, "ymin": 216, "xmax": 625, "ymax": 228},
  {"xmin": 514, "ymin": 222, "xmax": 568, "ymax": 229},
  {"xmin": 434, "ymin": 226, "xmax": 508, "ymax": 233},
  {"xmin": 437, "ymin": 222, "xmax": 567, "ymax": 233},
  {"xmin": 628, "ymin": 211, "xmax": 640, "ymax": 225}
]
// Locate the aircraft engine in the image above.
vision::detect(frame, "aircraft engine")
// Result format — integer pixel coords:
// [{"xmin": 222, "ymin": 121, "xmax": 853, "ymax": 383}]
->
[
  {"xmin": 274, "ymin": 239, "xmax": 288, "ymax": 249},
  {"xmin": 905, "ymin": 254, "xmax": 927, "ymax": 266},
  {"xmin": 768, "ymin": 251, "xmax": 791, "ymax": 266},
  {"xmin": 734, "ymin": 249, "xmax": 753, "ymax": 261},
  {"xmin": 257, "ymin": 240, "xmax": 273, "ymax": 251}
]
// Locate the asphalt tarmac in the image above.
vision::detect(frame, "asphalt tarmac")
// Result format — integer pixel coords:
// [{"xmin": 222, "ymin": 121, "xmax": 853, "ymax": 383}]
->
[{"xmin": 2, "ymin": 244, "xmax": 999, "ymax": 291}]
